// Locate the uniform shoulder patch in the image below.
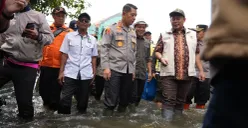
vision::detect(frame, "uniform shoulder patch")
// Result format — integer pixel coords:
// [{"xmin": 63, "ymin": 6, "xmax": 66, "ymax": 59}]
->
[{"xmin": 105, "ymin": 27, "xmax": 111, "ymax": 35}]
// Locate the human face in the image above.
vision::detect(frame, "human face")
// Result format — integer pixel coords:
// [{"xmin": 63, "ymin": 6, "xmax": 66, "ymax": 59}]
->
[
  {"xmin": 144, "ymin": 34, "xmax": 151, "ymax": 41},
  {"xmin": 135, "ymin": 24, "xmax": 146, "ymax": 37},
  {"xmin": 170, "ymin": 16, "xmax": 185, "ymax": 30},
  {"xmin": 197, "ymin": 30, "xmax": 205, "ymax": 40},
  {"xmin": 52, "ymin": 12, "xmax": 66, "ymax": 26},
  {"xmin": 77, "ymin": 18, "xmax": 90, "ymax": 30},
  {"xmin": 123, "ymin": 8, "xmax": 137, "ymax": 26}
]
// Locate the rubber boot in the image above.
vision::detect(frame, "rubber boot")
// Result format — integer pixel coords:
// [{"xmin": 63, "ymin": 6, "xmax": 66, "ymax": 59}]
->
[{"xmin": 161, "ymin": 109, "xmax": 174, "ymax": 122}]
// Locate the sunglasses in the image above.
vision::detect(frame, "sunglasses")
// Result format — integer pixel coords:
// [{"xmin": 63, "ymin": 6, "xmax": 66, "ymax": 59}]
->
[{"xmin": 79, "ymin": 19, "xmax": 90, "ymax": 23}]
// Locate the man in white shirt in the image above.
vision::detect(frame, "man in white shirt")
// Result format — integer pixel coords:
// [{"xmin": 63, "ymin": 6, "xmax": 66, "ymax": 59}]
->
[{"xmin": 58, "ymin": 13, "xmax": 98, "ymax": 114}]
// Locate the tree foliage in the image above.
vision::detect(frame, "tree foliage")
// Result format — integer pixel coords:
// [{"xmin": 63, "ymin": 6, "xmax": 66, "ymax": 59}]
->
[{"xmin": 30, "ymin": 0, "xmax": 91, "ymax": 18}]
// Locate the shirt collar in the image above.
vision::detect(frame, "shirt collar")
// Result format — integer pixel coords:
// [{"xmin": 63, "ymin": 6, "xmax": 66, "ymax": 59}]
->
[
  {"xmin": 166, "ymin": 27, "xmax": 191, "ymax": 34},
  {"xmin": 117, "ymin": 21, "xmax": 132, "ymax": 32},
  {"xmin": 172, "ymin": 27, "xmax": 186, "ymax": 34},
  {"xmin": 50, "ymin": 24, "xmax": 67, "ymax": 30},
  {"xmin": 73, "ymin": 30, "xmax": 89, "ymax": 37}
]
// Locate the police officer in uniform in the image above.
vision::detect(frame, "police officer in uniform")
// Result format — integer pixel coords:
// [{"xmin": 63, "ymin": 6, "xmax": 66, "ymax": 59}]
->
[
  {"xmin": 185, "ymin": 25, "xmax": 210, "ymax": 109},
  {"xmin": 101, "ymin": 3, "xmax": 138, "ymax": 116}
]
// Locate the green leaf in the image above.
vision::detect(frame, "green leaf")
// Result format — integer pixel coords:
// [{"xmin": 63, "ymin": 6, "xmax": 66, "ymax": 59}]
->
[{"xmin": 30, "ymin": 0, "xmax": 87, "ymax": 18}]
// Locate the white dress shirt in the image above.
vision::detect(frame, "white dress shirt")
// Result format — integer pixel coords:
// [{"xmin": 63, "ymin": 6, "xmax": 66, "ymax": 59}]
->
[{"xmin": 60, "ymin": 31, "xmax": 98, "ymax": 80}]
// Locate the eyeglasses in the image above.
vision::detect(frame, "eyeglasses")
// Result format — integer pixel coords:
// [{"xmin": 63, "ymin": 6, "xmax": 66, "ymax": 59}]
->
[{"xmin": 79, "ymin": 19, "xmax": 90, "ymax": 23}]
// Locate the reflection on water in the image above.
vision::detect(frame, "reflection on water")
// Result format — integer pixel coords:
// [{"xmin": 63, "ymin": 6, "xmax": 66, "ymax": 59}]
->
[{"xmin": 0, "ymin": 82, "xmax": 205, "ymax": 128}]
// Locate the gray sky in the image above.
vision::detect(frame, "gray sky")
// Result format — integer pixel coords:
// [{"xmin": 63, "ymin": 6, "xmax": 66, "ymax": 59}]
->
[{"xmin": 47, "ymin": 0, "xmax": 211, "ymax": 40}]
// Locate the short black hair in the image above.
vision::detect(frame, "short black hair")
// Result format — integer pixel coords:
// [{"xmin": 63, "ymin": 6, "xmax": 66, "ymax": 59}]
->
[
  {"xmin": 144, "ymin": 31, "xmax": 151, "ymax": 35},
  {"xmin": 122, "ymin": 3, "xmax": 137, "ymax": 13},
  {"xmin": 78, "ymin": 13, "xmax": 91, "ymax": 21},
  {"xmin": 94, "ymin": 35, "xmax": 98, "ymax": 40}
]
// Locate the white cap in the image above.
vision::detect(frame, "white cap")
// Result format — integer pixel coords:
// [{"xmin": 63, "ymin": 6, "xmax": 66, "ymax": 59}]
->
[{"xmin": 134, "ymin": 20, "xmax": 148, "ymax": 27}]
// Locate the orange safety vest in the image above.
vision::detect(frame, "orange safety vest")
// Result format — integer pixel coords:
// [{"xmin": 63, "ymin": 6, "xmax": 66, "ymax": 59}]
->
[{"xmin": 39, "ymin": 24, "xmax": 73, "ymax": 68}]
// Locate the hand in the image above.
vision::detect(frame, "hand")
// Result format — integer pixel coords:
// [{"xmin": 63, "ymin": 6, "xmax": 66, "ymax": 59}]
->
[
  {"xmin": 160, "ymin": 58, "xmax": 168, "ymax": 66},
  {"xmin": 199, "ymin": 71, "xmax": 205, "ymax": 81},
  {"xmin": 132, "ymin": 73, "xmax": 135, "ymax": 81},
  {"xmin": 5, "ymin": 0, "xmax": 26, "ymax": 14},
  {"xmin": 58, "ymin": 72, "xmax": 65, "ymax": 85},
  {"xmin": 152, "ymin": 73, "xmax": 156, "ymax": 78},
  {"xmin": 23, "ymin": 29, "xmax": 38, "ymax": 40},
  {"xmin": 103, "ymin": 68, "xmax": 111, "ymax": 81},
  {"xmin": 147, "ymin": 73, "xmax": 152, "ymax": 82}
]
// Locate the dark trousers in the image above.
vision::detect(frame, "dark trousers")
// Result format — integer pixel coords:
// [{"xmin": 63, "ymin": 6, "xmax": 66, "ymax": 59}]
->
[
  {"xmin": 186, "ymin": 77, "xmax": 210, "ymax": 105},
  {"xmin": 130, "ymin": 79, "xmax": 145, "ymax": 106},
  {"xmin": 154, "ymin": 73, "xmax": 163, "ymax": 102},
  {"xmin": 0, "ymin": 60, "xmax": 37, "ymax": 119},
  {"xmin": 58, "ymin": 77, "xmax": 91, "ymax": 114},
  {"xmin": 160, "ymin": 76, "xmax": 192, "ymax": 110},
  {"xmin": 39, "ymin": 66, "xmax": 61, "ymax": 110},
  {"xmin": 104, "ymin": 70, "xmax": 133, "ymax": 110},
  {"xmin": 203, "ymin": 62, "xmax": 248, "ymax": 128},
  {"xmin": 94, "ymin": 75, "xmax": 105, "ymax": 100}
]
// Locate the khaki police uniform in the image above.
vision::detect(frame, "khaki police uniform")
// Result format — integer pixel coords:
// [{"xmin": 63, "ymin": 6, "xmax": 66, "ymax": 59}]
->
[
  {"xmin": 186, "ymin": 25, "xmax": 210, "ymax": 107},
  {"xmin": 101, "ymin": 21, "xmax": 136, "ymax": 111}
]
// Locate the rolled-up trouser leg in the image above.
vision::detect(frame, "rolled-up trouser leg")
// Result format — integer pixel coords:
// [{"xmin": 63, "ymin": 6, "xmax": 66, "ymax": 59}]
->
[
  {"xmin": 58, "ymin": 77, "xmax": 78, "ymax": 114},
  {"xmin": 104, "ymin": 70, "xmax": 121, "ymax": 110}
]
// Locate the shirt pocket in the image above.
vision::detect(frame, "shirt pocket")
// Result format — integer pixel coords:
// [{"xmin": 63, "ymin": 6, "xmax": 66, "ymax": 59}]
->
[
  {"xmin": 69, "ymin": 41, "xmax": 80, "ymax": 55},
  {"xmin": 114, "ymin": 35, "xmax": 125, "ymax": 48},
  {"xmin": 84, "ymin": 43, "xmax": 93, "ymax": 56}
]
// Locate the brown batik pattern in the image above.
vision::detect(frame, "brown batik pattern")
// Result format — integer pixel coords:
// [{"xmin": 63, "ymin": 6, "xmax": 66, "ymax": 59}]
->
[{"xmin": 174, "ymin": 31, "xmax": 189, "ymax": 80}]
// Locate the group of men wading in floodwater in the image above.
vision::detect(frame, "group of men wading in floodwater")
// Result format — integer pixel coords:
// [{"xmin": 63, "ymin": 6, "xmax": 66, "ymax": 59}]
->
[{"xmin": 0, "ymin": 0, "xmax": 248, "ymax": 128}]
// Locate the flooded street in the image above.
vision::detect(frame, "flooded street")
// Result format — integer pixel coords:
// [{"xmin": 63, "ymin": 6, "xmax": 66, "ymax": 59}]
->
[{"xmin": 0, "ymin": 82, "xmax": 205, "ymax": 128}]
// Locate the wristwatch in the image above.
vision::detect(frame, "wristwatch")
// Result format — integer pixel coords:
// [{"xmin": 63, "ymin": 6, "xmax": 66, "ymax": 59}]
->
[{"xmin": 2, "ymin": 10, "xmax": 14, "ymax": 20}]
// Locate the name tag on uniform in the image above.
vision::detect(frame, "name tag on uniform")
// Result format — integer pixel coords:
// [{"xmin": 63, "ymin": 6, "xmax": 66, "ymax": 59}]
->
[{"xmin": 116, "ymin": 35, "xmax": 124, "ymax": 40}]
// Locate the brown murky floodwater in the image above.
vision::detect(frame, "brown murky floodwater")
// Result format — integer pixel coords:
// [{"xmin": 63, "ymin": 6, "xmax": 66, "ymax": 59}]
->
[{"xmin": 0, "ymin": 82, "xmax": 206, "ymax": 128}]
